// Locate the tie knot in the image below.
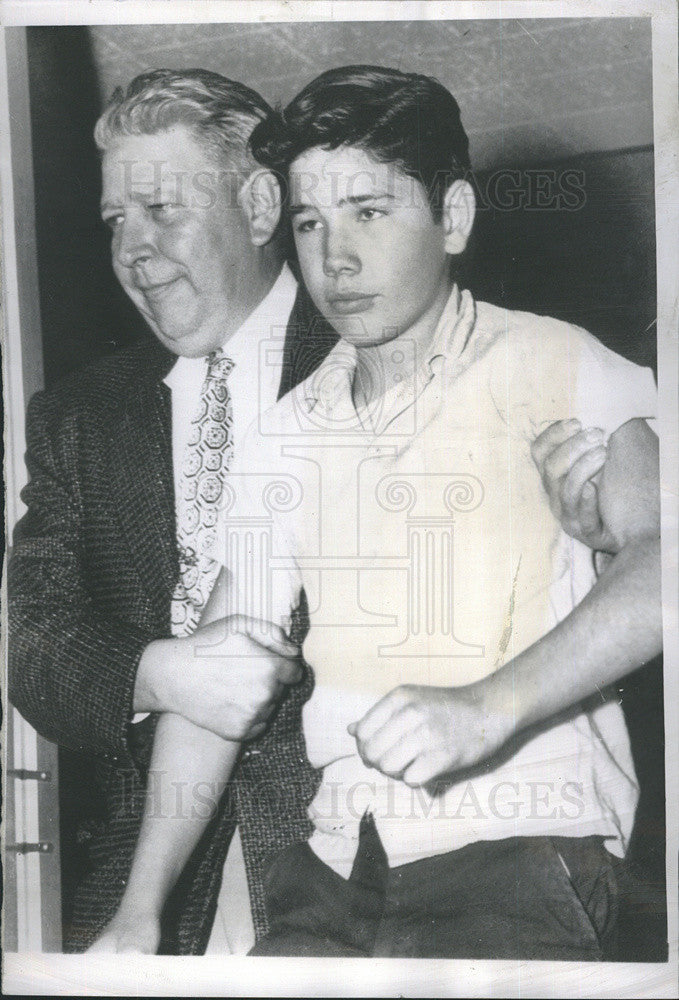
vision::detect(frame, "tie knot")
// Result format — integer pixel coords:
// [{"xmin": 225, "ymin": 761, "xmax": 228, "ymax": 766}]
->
[{"xmin": 206, "ymin": 350, "xmax": 235, "ymax": 381}]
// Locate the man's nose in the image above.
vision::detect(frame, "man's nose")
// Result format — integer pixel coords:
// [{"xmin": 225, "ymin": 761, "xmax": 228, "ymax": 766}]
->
[
  {"xmin": 322, "ymin": 226, "xmax": 360, "ymax": 278},
  {"xmin": 114, "ymin": 213, "xmax": 155, "ymax": 269}
]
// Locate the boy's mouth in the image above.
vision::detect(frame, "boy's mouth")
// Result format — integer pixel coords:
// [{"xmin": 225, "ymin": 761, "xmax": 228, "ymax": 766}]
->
[{"xmin": 326, "ymin": 292, "xmax": 378, "ymax": 315}]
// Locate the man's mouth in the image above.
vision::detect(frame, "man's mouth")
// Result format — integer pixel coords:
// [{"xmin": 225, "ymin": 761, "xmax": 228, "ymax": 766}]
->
[
  {"xmin": 326, "ymin": 292, "xmax": 378, "ymax": 316},
  {"xmin": 137, "ymin": 277, "xmax": 182, "ymax": 302}
]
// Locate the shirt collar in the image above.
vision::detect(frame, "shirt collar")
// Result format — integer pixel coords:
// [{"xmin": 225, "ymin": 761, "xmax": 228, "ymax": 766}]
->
[
  {"xmin": 301, "ymin": 283, "xmax": 474, "ymax": 415},
  {"xmin": 163, "ymin": 262, "xmax": 298, "ymax": 391}
]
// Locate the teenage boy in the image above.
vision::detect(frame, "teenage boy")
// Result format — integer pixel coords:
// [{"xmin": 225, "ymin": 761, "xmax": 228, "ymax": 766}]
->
[{"xmin": 91, "ymin": 65, "xmax": 661, "ymax": 960}]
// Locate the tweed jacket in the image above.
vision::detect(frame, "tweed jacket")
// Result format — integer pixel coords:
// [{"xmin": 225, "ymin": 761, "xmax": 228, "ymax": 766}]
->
[{"xmin": 8, "ymin": 287, "xmax": 339, "ymax": 953}]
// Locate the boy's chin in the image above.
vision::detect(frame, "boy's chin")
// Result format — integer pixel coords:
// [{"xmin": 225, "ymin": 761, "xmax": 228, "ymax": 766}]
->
[{"xmin": 332, "ymin": 324, "xmax": 402, "ymax": 350}]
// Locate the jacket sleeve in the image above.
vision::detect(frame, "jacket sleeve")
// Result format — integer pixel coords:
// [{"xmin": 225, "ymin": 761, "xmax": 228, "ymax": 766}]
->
[{"xmin": 8, "ymin": 390, "xmax": 154, "ymax": 767}]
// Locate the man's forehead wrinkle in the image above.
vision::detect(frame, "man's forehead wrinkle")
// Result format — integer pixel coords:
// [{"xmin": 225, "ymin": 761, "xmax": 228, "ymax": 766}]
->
[
  {"xmin": 101, "ymin": 186, "xmax": 163, "ymax": 208},
  {"xmin": 106, "ymin": 172, "xmax": 175, "ymax": 199},
  {"xmin": 114, "ymin": 158, "xmax": 181, "ymax": 179}
]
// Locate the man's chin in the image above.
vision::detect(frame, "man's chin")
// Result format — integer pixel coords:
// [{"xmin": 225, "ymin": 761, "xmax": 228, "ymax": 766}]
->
[
  {"xmin": 153, "ymin": 328, "xmax": 224, "ymax": 359},
  {"xmin": 158, "ymin": 337, "xmax": 209, "ymax": 359},
  {"xmin": 139, "ymin": 310, "xmax": 203, "ymax": 356},
  {"xmin": 135, "ymin": 300, "xmax": 225, "ymax": 357}
]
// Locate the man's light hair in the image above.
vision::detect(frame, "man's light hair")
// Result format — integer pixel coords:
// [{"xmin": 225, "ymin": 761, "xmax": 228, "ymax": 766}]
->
[{"xmin": 94, "ymin": 68, "xmax": 272, "ymax": 177}]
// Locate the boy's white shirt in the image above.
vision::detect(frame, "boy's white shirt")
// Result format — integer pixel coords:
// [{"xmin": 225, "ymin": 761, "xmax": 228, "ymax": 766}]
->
[{"xmin": 218, "ymin": 283, "xmax": 658, "ymax": 879}]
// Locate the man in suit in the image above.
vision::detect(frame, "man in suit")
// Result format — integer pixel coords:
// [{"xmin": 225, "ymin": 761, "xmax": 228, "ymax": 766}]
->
[{"xmin": 8, "ymin": 68, "xmax": 336, "ymax": 953}]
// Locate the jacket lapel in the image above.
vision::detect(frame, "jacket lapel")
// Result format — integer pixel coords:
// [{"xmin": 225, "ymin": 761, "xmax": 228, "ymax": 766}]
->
[
  {"xmin": 107, "ymin": 346, "xmax": 178, "ymax": 623},
  {"xmin": 279, "ymin": 286, "xmax": 339, "ymax": 399}
]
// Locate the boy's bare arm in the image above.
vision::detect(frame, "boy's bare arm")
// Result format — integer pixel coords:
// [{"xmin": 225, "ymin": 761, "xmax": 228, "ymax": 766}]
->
[
  {"xmin": 351, "ymin": 418, "xmax": 662, "ymax": 787},
  {"xmin": 88, "ymin": 713, "xmax": 241, "ymax": 953},
  {"xmin": 88, "ymin": 573, "xmax": 300, "ymax": 953}
]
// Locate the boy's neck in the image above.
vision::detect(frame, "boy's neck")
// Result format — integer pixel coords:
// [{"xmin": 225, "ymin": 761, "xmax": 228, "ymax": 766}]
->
[{"xmin": 353, "ymin": 278, "xmax": 454, "ymax": 408}]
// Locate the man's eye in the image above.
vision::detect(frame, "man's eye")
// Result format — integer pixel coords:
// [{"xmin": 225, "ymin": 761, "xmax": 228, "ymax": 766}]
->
[
  {"xmin": 149, "ymin": 202, "xmax": 179, "ymax": 219},
  {"xmin": 102, "ymin": 214, "xmax": 123, "ymax": 231}
]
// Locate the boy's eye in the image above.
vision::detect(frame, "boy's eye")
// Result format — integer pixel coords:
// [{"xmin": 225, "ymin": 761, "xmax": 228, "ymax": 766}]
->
[
  {"xmin": 357, "ymin": 207, "xmax": 385, "ymax": 222},
  {"xmin": 294, "ymin": 217, "xmax": 321, "ymax": 233}
]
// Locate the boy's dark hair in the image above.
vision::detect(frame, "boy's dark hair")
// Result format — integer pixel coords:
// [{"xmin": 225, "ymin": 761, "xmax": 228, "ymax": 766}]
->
[{"xmin": 250, "ymin": 64, "xmax": 471, "ymax": 221}]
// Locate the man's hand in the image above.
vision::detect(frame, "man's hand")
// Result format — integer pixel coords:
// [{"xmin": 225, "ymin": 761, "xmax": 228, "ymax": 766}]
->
[
  {"xmin": 348, "ymin": 682, "xmax": 513, "ymax": 787},
  {"xmin": 136, "ymin": 615, "xmax": 302, "ymax": 740},
  {"xmin": 86, "ymin": 909, "xmax": 161, "ymax": 954},
  {"xmin": 531, "ymin": 419, "xmax": 616, "ymax": 551}
]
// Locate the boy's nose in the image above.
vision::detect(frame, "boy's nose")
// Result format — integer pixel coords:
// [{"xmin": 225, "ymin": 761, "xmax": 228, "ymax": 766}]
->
[{"xmin": 322, "ymin": 228, "xmax": 359, "ymax": 278}]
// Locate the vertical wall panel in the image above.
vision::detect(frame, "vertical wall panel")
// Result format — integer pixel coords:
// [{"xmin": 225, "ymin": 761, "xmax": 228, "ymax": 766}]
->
[{"xmin": 2, "ymin": 26, "xmax": 62, "ymax": 953}]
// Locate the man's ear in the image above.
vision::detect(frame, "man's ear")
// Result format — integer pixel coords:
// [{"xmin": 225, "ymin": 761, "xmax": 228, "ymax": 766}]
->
[
  {"xmin": 238, "ymin": 169, "xmax": 282, "ymax": 246},
  {"xmin": 442, "ymin": 179, "xmax": 476, "ymax": 255}
]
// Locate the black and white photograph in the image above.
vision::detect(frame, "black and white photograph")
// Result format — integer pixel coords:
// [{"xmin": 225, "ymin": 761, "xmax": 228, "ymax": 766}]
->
[{"xmin": 2, "ymin": 1, "xmax": 677, "ymax": 996}]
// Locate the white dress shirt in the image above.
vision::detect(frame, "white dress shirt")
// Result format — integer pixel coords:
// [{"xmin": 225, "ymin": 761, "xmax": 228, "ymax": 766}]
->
[{"xmin": 164, "ymin": 262, "xmax": 298, "ymax": 506}]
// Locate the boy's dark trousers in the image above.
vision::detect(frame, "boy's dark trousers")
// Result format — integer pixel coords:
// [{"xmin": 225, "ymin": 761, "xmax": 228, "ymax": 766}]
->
[{"xmin": 250, "ymin": 813, "xmax": 619, "ymax": 960}]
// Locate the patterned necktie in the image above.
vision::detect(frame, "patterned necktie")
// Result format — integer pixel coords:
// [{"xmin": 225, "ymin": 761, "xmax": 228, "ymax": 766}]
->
[{"xmin": 171, "ymin": 350, "xmax": 235, "ymax": 636}]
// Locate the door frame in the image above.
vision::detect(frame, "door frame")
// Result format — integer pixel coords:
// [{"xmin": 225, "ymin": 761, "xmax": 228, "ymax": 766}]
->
[{"xmin": 2, "ymin": 24, "xmax": 62, "ymax": 953}]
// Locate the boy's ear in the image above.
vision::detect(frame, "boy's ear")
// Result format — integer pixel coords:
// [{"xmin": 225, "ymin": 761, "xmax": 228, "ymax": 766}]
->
[
  {"xmin": 442, "ymin": 179, "xmax": 476, "ymax": 255},
  {"xmin": 238, "ymin": 168, "xmax": 282, "ymax": 246}
]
